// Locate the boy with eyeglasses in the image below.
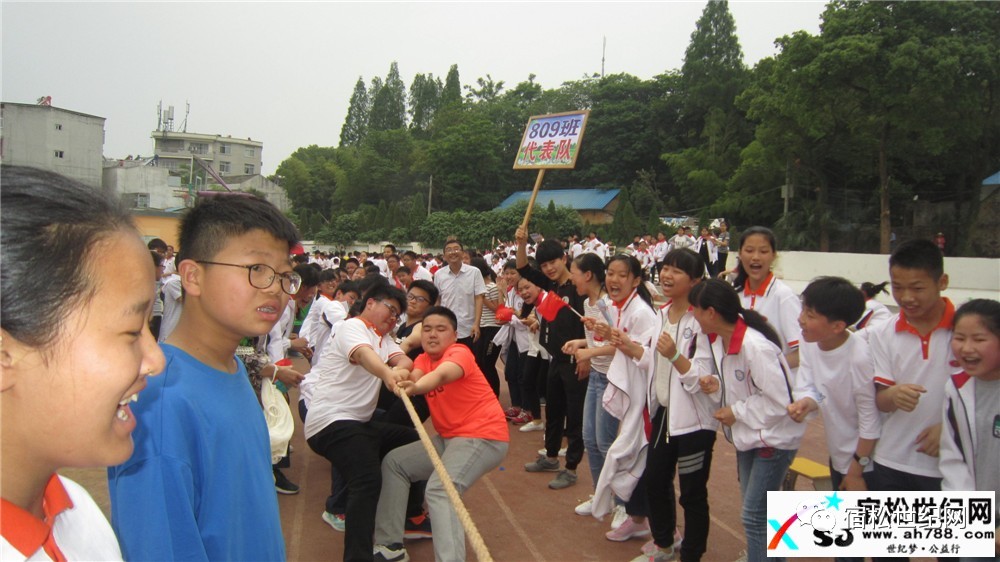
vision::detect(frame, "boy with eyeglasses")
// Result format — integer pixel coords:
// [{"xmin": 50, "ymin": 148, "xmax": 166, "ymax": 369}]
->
[
  {"xmin": 305, "ymin": 283, "xmax": 421, "ymax": 561},
  {"xmin": 108, "ymin": 195, "xmax": 299, "ymax": 561}
]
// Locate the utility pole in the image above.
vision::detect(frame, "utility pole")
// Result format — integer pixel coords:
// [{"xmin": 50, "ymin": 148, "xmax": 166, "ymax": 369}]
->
[
  {"xmin": 601, "ymin": 36, "xmax": 606, "ymax": 78},
  {"xmin": 427, "ymin": 175, "xmax": 433, "ymax": 215}
]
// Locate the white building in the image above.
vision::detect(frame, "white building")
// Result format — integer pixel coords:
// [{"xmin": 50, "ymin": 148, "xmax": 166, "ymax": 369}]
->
[
  {"xmin": 103, "ymin": 160, "xmax": 186, "ymax": 210},
  {"xmin": 152, "ymin": 130, "xmax": 264, "ymax": 177},
  {"xmin": 0, "ymin": 101, "xmax": 106, "ymax": 188}
]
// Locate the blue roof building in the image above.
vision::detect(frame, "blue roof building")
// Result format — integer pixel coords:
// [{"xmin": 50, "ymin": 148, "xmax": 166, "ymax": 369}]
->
[{"xmin": 496, "ymin": 188, "xmax": 621, "ymax": 224}]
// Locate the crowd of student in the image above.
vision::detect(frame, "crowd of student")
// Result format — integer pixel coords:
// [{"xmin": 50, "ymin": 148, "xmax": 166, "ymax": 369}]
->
[{"xmin": 1, "ymin": 165, "xmax": 997, "ymax": 562}]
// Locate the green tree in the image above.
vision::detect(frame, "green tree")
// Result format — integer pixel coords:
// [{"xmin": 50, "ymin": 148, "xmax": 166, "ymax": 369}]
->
[
  {"xmin": 440, "ymin": 64, "xmax": 463, "ymax": 108},
  {"xmin": 409, "ymin": 73, "xmax": 441, "ymax": 135},
  {"xmin": 465, "ymin": 74, "xmax": 505, "ymax": 102},
  {"xmin": 369, "ymin": 62, "xmax": 407, "ymax": 132},
  {"xmin": 339, "ymin": 77, "xmax": 369, "ymax": 147}
]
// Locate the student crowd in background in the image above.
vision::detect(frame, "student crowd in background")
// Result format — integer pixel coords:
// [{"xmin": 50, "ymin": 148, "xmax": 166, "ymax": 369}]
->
[{"xmin": 3, "ymin": 165, "xmax": 997, "ymax": 562}]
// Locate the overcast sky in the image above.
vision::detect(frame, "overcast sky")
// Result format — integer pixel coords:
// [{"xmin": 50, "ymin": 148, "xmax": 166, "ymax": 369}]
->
[{"xmin": 2, "ymin": 1, "xmax": 826, "ymax": 175}]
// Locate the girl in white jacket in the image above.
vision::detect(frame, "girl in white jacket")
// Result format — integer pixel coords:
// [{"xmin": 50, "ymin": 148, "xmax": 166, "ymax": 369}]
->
[
  {"xmin": 690, "ymin": 279, "xmax": 805, "ymax": 562},
  {"xmin": 588, "ymin": 255, "xmax": 660, "ymax": 542},
  {"xmin": 940, "ymin": 299, "xmax": 1000, "ymax": 557},
  {"xmin": 635, "ymin": 249, "xmax": 718, "ymax": 562}
]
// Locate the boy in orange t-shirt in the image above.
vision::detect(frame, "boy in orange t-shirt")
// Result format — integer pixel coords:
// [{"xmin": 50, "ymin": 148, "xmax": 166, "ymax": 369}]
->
[{"xmin": 373, "ymin": 306, "xmax": 509, "ymax": 562}]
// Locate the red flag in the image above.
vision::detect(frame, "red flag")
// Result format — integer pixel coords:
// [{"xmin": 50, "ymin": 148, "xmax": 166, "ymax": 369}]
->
[
  {"xmin": 495, "ymin": 306, "xmax": 514, "ymax": 324},
  {"xmin": 534, "ymin": 290, "xmax": 568, "ymax": 322}
]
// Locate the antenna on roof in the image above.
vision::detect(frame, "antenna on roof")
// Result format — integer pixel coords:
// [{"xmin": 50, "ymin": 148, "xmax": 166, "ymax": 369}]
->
[{"xmin": 181, "ymin": 101, "xmax": 190, "ymax": 133}]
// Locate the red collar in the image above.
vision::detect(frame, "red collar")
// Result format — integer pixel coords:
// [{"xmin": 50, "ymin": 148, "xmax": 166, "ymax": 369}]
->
[
  {"xmin": 358, "ymin": 315, "xmax": 385, "ymax": 338},
  {"xmin": 612, "ymin": 289, "xmax": 637, "ymax": 309},
  {"xmin": 727, "ymin": 318, "xmax": 749, "ymax": 355},
  {"xmin": 894, "ymin": 298, "xmax": 955, "ymax": 335},
  {"xmin": 743, "ymin": 272, "xmax": 774, "ymax": 298},
  {"xmin": 1, "ymin": 474, "xmax": 73, "ymax": 561}
]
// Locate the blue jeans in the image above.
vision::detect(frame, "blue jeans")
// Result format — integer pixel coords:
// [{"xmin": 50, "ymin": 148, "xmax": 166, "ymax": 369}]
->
[
  {"xmin": 582, "ymin": 368, "xmax": 619, "ymax": 487},
  {"xmin": 736, "ymin": 447, "xmax": 796, "ymax": 562}
]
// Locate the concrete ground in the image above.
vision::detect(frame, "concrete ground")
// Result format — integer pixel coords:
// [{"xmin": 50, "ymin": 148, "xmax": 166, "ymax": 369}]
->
[{"xmin": 62, "ymin": 356, "xmax": 928, "ymax": 562}]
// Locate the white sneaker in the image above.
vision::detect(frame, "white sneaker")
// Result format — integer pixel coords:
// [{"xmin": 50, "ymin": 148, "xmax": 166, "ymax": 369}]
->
[
  {"xmin": 519, "ymin": 420, "xmax": 544, "ymax": 432},
  {"xmin": 574, "ymin": 496, "xmax": 593, "ymax": 516},
  {"xmin": 537, "ymin": 447, "xmax": 567, "ymax": 456},
  {"xmin": 611, "ymin": 504, "xmax": 628, "ymax": 530}
]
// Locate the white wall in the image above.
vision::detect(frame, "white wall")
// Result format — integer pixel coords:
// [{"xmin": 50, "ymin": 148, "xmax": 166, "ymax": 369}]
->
[
  {"xmin": 719, "ymin": 251, "xmax": 1000, "ymax": 309},
  {"xmin": 103, "ymin": 164, "xmax": 185, "ymax": 210},
  {"xmin": 1, "ymin": 104, "xmax": 105, "ymax": 188}
]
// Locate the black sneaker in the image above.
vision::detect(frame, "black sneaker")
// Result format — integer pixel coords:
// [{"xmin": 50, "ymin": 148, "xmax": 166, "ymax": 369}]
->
[
  {"xmin": 403, "ymin": 513, "xmax": 432, "ymax": 540},
  {"xmin": 274, "ymin": 468, "xmax": 300, "ymax": 495}
]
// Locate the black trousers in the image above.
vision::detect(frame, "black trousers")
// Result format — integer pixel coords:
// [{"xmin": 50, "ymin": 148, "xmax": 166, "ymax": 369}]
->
[
  {"xmin": 520, "ymin": 353, "xmax": 548, "ymax": 419},
  {"xmin": 474, "ymin": 326, "xmax": 502, "ymax": 396},
  {"xmin": 307, "ymin": 419, "xmax": 417, "ymax": 562},
  {"xmin": 544, "ymin": 360, "xmax": 588, "ymax": 471},
  {"xmin": 645, "ymin": 408, "xmax": 717, "ymax": 562}
]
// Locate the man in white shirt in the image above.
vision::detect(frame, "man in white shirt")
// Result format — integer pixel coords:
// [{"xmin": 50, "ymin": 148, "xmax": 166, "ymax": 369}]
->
[{"xmin": 433, "ymin": 238, "xmax": 486, "ymax": 348}]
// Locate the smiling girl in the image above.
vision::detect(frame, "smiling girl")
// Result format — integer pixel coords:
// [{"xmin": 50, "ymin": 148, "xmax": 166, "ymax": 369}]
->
[
  {"xmin": 636, "ymin": 249, "xmax": 717, "ymax": 562},
  {"xmin": 940, "ymin": 299, "xmax": 1000, "ymax": 555},
  {"xmin": 589, "ymin": 255, "xmax": 659, "ymax": 541},
  {"xmin": 732, "ymin": 227, "xmax": 801, "ymax": 369},
  {"xmin": 1, "ymin": 166, "xmax": 166, "ymax": 561}
]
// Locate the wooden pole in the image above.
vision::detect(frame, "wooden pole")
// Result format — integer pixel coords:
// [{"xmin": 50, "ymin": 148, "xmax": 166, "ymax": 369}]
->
[
  {"xmin": 519, "ymin": 169, "xmax": 546, "ymax": 232},
  {"xmin": 397, "ymin": 391, "xmax": 494, "ymax": 562}
]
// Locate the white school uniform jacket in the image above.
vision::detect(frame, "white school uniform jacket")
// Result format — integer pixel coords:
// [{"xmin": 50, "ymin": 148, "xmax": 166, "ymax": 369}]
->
[
  {"xmin": 939, "ymin": 371, "xmax": 978, "ymax": 492},
  {"xmin": 794, "ymin": 335, "xmax": 881, "ymax": 474},
  {"xmin": 592, "ymin": 292, "xmax": 660, "ymax": 520},
  {"xmin": 696, "ymin": 319, "xmax": 805, "ymax": 451},
  {"xmin": 637, "ymin": 302, "xmax": 719, "ymax": 437},
  {"xmin": 852, "ymin": 298, "xmax": 894, "ymax": 343},
  {"xmin": 266, "ymin": 300, "xmax": 296, "ymax": 363},
  {"xmin": 693, "ymin": 237, "xmax": 718, "ymax": 263},
  {"xmin": 740, "ymin": 273, "xmax": 802, "ymax": 357}
]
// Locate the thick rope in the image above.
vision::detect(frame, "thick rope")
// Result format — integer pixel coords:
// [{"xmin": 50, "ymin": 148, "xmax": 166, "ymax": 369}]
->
[{"xmin": 398, "ymin": 390, "xmax": 494, "ymax": 562}]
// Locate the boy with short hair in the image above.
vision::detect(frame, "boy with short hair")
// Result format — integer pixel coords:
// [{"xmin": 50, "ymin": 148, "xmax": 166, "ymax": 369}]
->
[
  {"xmin": 869, "ymin": 239, "xmax": 953, "ymax": 492},
  {"xmin": 108, "ymin": 195, "xmax": 298, "ymax": 560},
  {"xmin": 515, "ymin": 226, "xmax": 587, "ymax": 490},
  {"xmin": 787, "ymin": 277, "xmax": 881, "ymax": 492},
  {"xmin": 305, "ymin": 283, "xmax": 417, "ymax": 562}
]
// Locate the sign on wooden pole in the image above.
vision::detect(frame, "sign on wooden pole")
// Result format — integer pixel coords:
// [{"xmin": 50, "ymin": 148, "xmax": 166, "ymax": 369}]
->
[{"xmin": 513, "ymin": 110, "xmax": 589, "ymax": 231}]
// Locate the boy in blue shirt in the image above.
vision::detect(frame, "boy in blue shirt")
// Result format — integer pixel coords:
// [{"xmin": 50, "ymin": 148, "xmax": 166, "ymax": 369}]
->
[{"xmin": 108, "ymin": 195, "xmax": 300, "ymax": 561}]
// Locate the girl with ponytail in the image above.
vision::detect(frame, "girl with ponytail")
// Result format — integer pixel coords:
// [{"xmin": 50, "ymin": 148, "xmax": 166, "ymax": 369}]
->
[
  {"xmin": 689, "ymin": 279, "xmax": 805, "ymax": 562},
  {"xmin": 853, "ymin": 281, "xmax": 893, "ymax": 339}
]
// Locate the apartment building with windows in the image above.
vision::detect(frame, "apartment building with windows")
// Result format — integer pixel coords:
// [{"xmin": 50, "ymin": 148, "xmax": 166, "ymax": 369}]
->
[
  {"xmin": 152, "ymin": 130, "xmax": 263, "ymax": 176},
  {"xmin": 0, "ymin": 101, "xmax": 106, "ymax": 188}
]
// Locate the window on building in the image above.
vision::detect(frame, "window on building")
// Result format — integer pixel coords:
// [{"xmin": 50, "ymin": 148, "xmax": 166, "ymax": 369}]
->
[
  {"xmin": 244, "ymin": 163, "xmax": 255, "ymax": 175},
  {"xmin": 124, "ymin": 193, "xmax": 149, "ymax": 209},
  {"xmin": 54, "ymin": 150, "xmax": 64, "ymax": 158},
  {"xmin": 219, "ymin": 143, "xmax": 231, "ymax": 155},
  {"xmin": 55, "ymin": 124, "xmax": 63, "ymax": 131},
  {"xmin": 244, "ymin": 146, "xmax": 255, "ymax": 158},
  {"xmin": 219, "ymin": 161, "xmax": 231, "ymax": 174},
  {"xmin": 189, "ymin": 142, "xmax": 208, "ymax": 154}
]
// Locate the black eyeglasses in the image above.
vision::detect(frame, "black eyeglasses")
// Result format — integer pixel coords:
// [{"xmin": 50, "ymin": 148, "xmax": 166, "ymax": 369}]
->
[
  {"xmin": 379, "ymin": 300, "xmax": 401, "ymax": 320},
  {"xmin": 406, "ymin": 294, "xmax": 429, "ymax": 304},
  {"xmin": 196, "ymin": 261, "xmax": 302, "ymax": 295}
]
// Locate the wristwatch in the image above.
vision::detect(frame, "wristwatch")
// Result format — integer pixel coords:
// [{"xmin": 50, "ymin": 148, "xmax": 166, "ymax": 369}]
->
[{"xmin": 853, "ymin": 453, "xmax": 871, "ymax": 467}]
